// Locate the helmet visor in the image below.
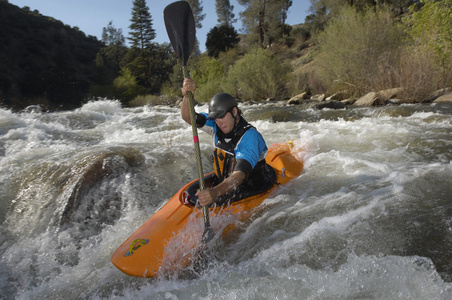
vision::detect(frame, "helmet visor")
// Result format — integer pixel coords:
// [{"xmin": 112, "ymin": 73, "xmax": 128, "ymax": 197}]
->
[{"xmin": 207, "ymin": 110, "xmax": 228, "ymax": 119}]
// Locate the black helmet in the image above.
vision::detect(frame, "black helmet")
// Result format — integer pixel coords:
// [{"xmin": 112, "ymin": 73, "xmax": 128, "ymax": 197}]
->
[{"xmin": 207, "ymin": 93, "xmax": 237, "ymax": 119}]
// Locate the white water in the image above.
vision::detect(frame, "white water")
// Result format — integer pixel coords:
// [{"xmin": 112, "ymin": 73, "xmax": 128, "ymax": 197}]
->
[{"xmin": 1, "ymin": 100, "xmax": 452, "ymax": 299}]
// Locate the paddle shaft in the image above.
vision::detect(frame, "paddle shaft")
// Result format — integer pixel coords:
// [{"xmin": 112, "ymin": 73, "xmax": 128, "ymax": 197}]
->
[
  {"xmin": 164, "ymin": 0, "xmax": 212, "ymax": 241},
  {"xmin": 182, "ymin": 66, "xmax": 210, "ymax": 228}
]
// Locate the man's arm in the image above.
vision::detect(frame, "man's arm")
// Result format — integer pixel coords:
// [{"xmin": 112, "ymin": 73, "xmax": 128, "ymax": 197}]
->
[
  {"xmin": 180, "ymin": 92, "xmax": 191, "ymax": 125},
  {"xmin": 181, "ymin": 78, "xmax": 208, "ymax": 129},
  {"xmin": 196, "ymin": 171, "xmax": 246, "ymax": 206}
]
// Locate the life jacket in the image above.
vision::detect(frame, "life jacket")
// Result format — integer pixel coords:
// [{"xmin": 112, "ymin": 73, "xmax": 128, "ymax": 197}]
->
[{"xmin": 212, "ymin": 118, "xmax": 264, "ymax": 182}]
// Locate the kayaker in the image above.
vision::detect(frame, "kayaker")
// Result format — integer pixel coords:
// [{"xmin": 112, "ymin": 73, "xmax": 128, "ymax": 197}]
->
[{"xmin": 181, "ymin": 78, "xmax": 276, "ymax": 207}]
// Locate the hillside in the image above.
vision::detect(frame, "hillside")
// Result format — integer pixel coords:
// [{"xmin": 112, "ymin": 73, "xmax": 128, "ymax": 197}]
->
[{"xmin": 0, "ymin": 1, "xmax": 103, "ymax": 110}]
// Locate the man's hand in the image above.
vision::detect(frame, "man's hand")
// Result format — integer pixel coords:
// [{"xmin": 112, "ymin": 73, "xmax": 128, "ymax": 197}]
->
[
  {"xmin": 180, "ymin": 78, "xmax": 197, "ymax": 124},
  {"xmin": 195, "ymin": 171, "xmax": 246, "ymax": 207},
  {"xmin": 182, "ymin": 78, "xmax": 196, "ymax": 96},
  {"xmin": 196, "ymin": 188, "xmax": 219, "ymax": 207}
]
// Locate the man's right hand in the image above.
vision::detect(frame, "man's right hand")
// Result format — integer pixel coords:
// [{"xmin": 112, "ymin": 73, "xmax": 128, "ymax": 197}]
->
[{"xmin": 182, "ymin": 78, "xmax": 196, "ymax": 96}]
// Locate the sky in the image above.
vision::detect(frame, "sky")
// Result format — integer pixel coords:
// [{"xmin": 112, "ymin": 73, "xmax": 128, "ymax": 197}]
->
[{"xmin": 8, "ymin": 0, "xmax": 310, "ymax": 52}]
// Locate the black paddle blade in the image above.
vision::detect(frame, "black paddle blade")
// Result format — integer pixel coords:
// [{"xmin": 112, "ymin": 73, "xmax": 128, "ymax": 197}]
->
[{"xmin": 164, "ymin": 1, "xmax": 196, "ymax": 66}]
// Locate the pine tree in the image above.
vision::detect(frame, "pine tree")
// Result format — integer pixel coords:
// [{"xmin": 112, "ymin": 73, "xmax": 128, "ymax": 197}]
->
[
  {"xmin": 185, "ymin": 0, "xmax": 206, "ymax": 54},
  {"xmin": 216, "ymin": 0, "xmax": 236, "ymax": 26},
  {"xmin": 206, "ymin": 24, "xmax": 240, "ymax": 57},
  {"xmin": 102, "ymin": 21, "xmax": 125, "ymax": 47},
  {"xmin": 128, "ymin": 0, "xmax": 156, "ymax": 49},
  {"xmin": 238, "ymin": 0, "xmax": 292, "ymax": 47},
  {"xmin": 98, "ymin": 21, "xmax": 127, "ymax": 85},
  {"xmin": 185, "ymin": 0, "xmax": 206, "ymax": 29}
]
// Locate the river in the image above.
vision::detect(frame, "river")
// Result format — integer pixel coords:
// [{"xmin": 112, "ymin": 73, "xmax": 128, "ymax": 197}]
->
[{"xmin": 1, "ymin": 100, "xmax": 451, "ymax": 299}]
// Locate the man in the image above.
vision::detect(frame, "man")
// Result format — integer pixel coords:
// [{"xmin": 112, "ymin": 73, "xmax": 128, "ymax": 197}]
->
[{"xmin": 181, "ymin": 78, "xmax": 276, "ymax": 207}]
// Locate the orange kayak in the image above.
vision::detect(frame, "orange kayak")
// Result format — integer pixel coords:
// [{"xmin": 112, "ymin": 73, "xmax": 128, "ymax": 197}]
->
[{"xmin": 111, "ymin": 141, "xmax": 304, "ymax": 277}]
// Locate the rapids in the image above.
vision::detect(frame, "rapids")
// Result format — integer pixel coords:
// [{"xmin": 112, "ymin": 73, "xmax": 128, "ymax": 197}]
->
[{"xmin": 1, "ymin": 99, "xmax": 451, "ymax": 299}]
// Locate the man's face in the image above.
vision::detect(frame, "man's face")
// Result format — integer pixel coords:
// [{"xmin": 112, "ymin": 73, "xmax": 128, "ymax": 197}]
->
[{"xmin": 215, "ymin": 107, "xmax": 237, "ymax": 134}]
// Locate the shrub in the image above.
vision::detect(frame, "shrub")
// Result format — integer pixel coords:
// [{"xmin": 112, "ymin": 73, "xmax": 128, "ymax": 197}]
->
[
  {"xmin": 316, "ymin": 6, "xmax": 406, "ymax": 96},
  {"xmin": 407, "ymin": 0, "xmax": 452, "ymax": 88},
  {"xmin": 113, "ymin": 67, "xmax": 147, "ymax": 102},
  {"xmin": 396, "ymin": 47, "xmax": 438, "ymax": 102},
  {"xmin": 190, "ymin": 56, "xmax": 225, "ymax": 102},
  {"xmin": 222, "ymin": 48, "xmax": 292, "ymax": 101},
  {"xmin": 217, "ymin": 48, "xmax": 242, "ymax": 72}
]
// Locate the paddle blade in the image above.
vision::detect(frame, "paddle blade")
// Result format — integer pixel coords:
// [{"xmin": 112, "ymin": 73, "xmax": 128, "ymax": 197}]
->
[
  {"xmin": 202, "ymin": 224, "xmax": 215, "ymax": 243},
  {"xmin": 164, "ymin": 1, "xmax": 196, "ymax": 66}
]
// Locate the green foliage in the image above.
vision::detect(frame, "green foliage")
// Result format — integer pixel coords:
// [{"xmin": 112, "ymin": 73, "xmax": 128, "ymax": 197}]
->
[
  {"xmin": 122, "ymin": 44, "xmax": 176, "ymax": 94},
  {"xmin": 216, "ymin": 0, "xmax": 236, "ymax": 26},
  {"xmin": 238, "ymin": 0, "xmax": 293, "ymax": 47},
  {"xmin": 97, "ymin": 22, "xmax": 128, "ymax": 85},
  {"xmin": 2, "ymin": 0, "xmax": 450, "ymax": 109},
  {"xmin": 185, "ymin": 0, "xmax": 206, "ymax": 29},
  {"xmin": 408, "ymin": 0, "xmax": 452, "ymax": 70},
  {"xmin": 316, "ymin": 6, "xmax": 406, "ymax": 95},
  {"xmin": 217, "ymin": 48, "xmax": 242, "ymax": 72},
  {"xmin": 102, "ymin": 21, "xmax": 125, "ymax": 47},
  {"xmin": 0, "ymin": 1, "xmax": 103, "ymax": 109},
  {"xmin": 206, "ymin": 25, "xmax": 240, "ymax": 58},
  {"xmin": 290, "ymin": 25, "xmax": 311, "ymax": 49},
  {"xmin": 191, "ymin": 56, "xmax": 225, "ymax": 102},
  {"xmin": 113, "ymin": 68, "xmax": 147, "ymax": 101},
  {"xmin": 222, "ymin": 48, "xmax": 292, "ymax": 101},
  {"xmin": 129, "ymin": 0, "xmax": 155, "ymax": 49}
]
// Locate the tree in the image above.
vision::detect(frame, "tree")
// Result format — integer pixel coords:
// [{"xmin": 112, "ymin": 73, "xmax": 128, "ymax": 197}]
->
[
  {"xmin": 185, "ymin": 0, "xmax": 206, "ymax": 29},
  {"xmin": 129, "ymin": 0, "xmax": 156, "ymax": 49},
  {"xmin": 408, "ymin": 0, "xmax": 452, "ymax": 85},
  {"xmin": 125, "ymin": 1, "xmax": 177, "ymax": 95},
  {"xmin": 409, "ymin": 0, "xmax": 452, "ymax": 65},
  {"xmin": 238, "ymin": 0, "xmax": 293, "ymax": 47},
  {"xmin": 122, "ymin": 43, "xmax": 176, "ymax": 94},
  {"xmin": 206, "ymin": 24, "xmax": 240, "ymax": 58},
  {"xmin": 185, "ymin": 0, "xmax": 206, "ymax": 55},
  {"xmin": 102, "ymin": 21, "xmax": 125, "ymax": 47},
  {"xmin": 216, "ymin": 0, "xmax": 236, "ymax": 26},
  {"xmin": 97, "ymin": 21, "xmax": 127, "ymax": 85},
  {"xmin": 308, "ymin": 0, "xmax": 418, "ymax": 28}
]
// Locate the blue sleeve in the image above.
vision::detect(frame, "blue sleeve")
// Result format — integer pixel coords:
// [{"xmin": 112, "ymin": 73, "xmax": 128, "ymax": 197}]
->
[
  {"xmin": 200, "ymin": 112, "xmax": 216, "ymax": 128},
  {"xmin": 235, "ymin": 128, "xmax": 268, "ymax": 169}
]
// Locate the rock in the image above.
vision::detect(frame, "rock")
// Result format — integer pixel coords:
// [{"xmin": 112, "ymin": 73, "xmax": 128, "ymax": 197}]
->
[
  {"xmin": 433, "ymin": 92, "xmax": 452, "ymax": 103},
  {"xmin": 287, "ymin": 98, "xmax": 300, "ymax": 105},
  {"xmin": 431, "ymin": 87, "xmax": 451, "ymax": 99},
  {"xmin": 354, "ymin": 92, "xmax": 387, "ymax": 106},
  {"xmin": 326, "ymin": 92, "xmax": 346, "ymax": 101},
  {"xmin": 377, "ymin": 87, "xmax": 403, "ymax": 100},
  {"xmin": 342, "ymin": 98, "xmax": 356, "ymax": 105},
  {"xmin": 311, "ymin": 94, "xmax": 326, "ymax": 101},
  {"xmin": 295, "ymin": 99, "xmax": 319, "ymax": 110},
  {"xmin": 354, "ymin": 92, "xmax": 377, "ymax": 106},
  {"xmin": 288, "ymin": 92, "xmax": 310, "ymax": 105}
]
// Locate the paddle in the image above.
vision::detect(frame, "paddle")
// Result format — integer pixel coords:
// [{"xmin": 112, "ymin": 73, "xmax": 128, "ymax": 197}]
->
[{"xmin": 164, "ymin": 1, "xmax": 214, "ymax": 244}]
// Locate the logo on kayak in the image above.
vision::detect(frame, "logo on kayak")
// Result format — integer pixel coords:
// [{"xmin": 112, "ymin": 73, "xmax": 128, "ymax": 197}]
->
[{"xmin": 125, "ymin": 239, "xmax": 149, "ymax": 257}]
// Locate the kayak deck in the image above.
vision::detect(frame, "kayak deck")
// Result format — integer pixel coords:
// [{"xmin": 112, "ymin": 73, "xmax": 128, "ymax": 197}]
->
[{"xmin": 111, "ymin": 141, "xmax": 304, "ymax": 277}]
